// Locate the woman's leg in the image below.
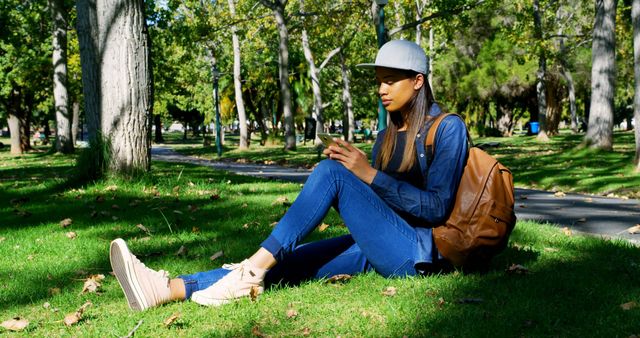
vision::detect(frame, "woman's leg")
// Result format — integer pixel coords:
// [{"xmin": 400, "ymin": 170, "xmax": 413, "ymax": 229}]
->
[
  {"xmin": 180, "ymin": 235, "xmax": 371, "ymax": 299},
  {"xmin": 191, "ymin": 160, "xmax": 421, "ymax": 306},
  {"xmin": 263, "ymin": 159, "xmax": 419, "ymax": 277}
]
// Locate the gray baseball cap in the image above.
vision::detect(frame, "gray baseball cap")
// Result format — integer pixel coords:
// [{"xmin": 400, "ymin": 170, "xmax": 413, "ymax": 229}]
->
[{"xmin": 357, "ymin": 40, "xmax": 428, "ymax": 74}]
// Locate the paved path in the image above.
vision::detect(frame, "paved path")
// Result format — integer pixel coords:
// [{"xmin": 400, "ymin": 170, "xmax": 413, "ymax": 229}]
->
[{"xmin": 152, "ymin": 146, "xmax": 640, "ymax": 244}]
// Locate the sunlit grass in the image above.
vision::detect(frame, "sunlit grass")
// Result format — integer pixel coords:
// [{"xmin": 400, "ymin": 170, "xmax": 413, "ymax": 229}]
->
[
  {"xmin": 165, "ymin": 130, "xmax": 640, "ymax": 198},
  {"xmin": 0, "ymin": 151, "xmax": 638, "ymax": 336}
]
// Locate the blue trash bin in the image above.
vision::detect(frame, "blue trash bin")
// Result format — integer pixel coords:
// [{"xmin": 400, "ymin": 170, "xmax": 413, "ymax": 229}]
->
[{"xmin": 529, "ymin": 122, "xmax": 539, "ymax": 134}]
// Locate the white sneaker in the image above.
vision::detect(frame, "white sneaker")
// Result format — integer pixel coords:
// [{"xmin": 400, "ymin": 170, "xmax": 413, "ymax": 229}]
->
[
  {"xmin": 109, "ymin": 238, "xmax": 172, "ymax": 311},
  {"xmin": 191, "ymin": 259, "xmax": 266, "ymax": 306}
]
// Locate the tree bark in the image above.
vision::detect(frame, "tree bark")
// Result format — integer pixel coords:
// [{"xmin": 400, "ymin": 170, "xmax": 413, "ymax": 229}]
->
[
  {"xmin": 633, "ymin": 0, "xmax": 640, "ymax": 170},
  {"xmin": 300, "ymin": 27, "xmax": 323, "ymax": 145},
  {"xmin": 75, "ymin": 0, "xmax": 101, "ymax": 144},
  {"xmin": 98, "ymin": 0, "xmax": 152, "ymax": 174},
  {"xmin": 260, "ymin": 0, "xmax": 295, "ymax": 149},
  {"xmin": 585, "ymin": 0, "xmax": 617, "ymax": 150},
  {"xmin": 339, "ymin": 52, "xmax": 355, "ymax": 143},
  {"xmin": 533, "ymin": 0, "xmax": 549, "ymax": 141},
  {"xmin": 154, "ymin": 114, "xmax": 163, "ymax": 143},
  {"xmin": 7, "ymin": 114, "xmax": 22, "ymax": 155},
  {"xmin": 72, "ymin": 100, "xmax": 80, "ymax": 143},
  {"xmin": 227, "ymin": 0, "xmax": 249, "ymax": 149},
  {"xmin": 51, "ymin": 0, "xmax": 73, "ymax": 153}
]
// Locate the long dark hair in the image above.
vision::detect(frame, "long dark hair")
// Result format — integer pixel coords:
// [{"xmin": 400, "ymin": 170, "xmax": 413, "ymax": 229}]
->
[{"xmin": 374, "ymin": 70, "xmax": 435, "ymax": 172}]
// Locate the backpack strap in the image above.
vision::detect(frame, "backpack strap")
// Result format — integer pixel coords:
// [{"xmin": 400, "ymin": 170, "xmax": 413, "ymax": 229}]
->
[{"xmin": 425, "ymin": 113, "xmax": 472, "ymax": 166}]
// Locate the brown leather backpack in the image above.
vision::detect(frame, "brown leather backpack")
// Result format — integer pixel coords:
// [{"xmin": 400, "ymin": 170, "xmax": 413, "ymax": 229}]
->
[{"xmin": 426, "ymin": 113, "xmax": 516, "ymax": 267}]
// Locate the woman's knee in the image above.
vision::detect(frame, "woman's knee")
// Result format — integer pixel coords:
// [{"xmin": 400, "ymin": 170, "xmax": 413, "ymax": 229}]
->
[{"xmin": 313, "ymin": 159, "xmax": 349, "ymax": 179}]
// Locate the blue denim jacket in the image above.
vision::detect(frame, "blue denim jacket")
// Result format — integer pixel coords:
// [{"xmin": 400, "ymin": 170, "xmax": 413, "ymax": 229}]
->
[{"xmin": 369, "ymin": 103, "xmax": 468, "ymax": 265}]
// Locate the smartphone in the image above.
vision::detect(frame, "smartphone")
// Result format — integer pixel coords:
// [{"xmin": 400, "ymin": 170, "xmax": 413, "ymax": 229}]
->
[{"xmin": 317, "ymin": 133, "xmax": 337, "ymax": 147}]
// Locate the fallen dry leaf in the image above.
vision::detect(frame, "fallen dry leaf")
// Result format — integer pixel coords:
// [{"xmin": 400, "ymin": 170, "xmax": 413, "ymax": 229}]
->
[
  {"xmin": 43, "ymin": 302, "xmax": 50, "ymax": 309},
  {"xmin": 325, "ymin": 274, "xmax": 352, "ymax": 284},
  {"xmin": 65, "ymin": 232, "xmax": 77, "ymax": 239},
  {"xmin": 49, "ymin": 287, "xmax": 61, "ymax": 295},
  {"xmin": 576, "ymin": 218, "xmax": 587, "ymax": 223},
  {"xmin": 172, "ymin": 186, "xmax": 181, "ymax": 194},
  {"xmin": 272, "ymin": 196, "xmax": 290, "ymax": 206},
  {"xmin": 95, "ymin": 195, "xmax": 105, "ymax": 203},
  {"xmin": 209, "ymin": 251, "xmax": 224, "ymax": 261},
  {"xmin": 249, "ymin": 286, "xmax": 260, "ymax": 302},
  {"xmin": 188, "ymin": 205, "xmax": 198, "ymax": 212},
  {"xmin": 210, "ymin": 194, "xmax": 220, "ymax": 200},
  {"xmin": 129, "ymin": 200, "xmax": 141, "ymax": 207},
  {"xmin": 302, "ymin": 327, "xmax": 311, "ymax": 335},
  {"xmin": 163, "ymin": 312, "xmax": 181, "ymax": 327},
  {"xmin": 544, "ymin": 247, "xmax": 559, "ymax": 253},
  {"xmin": 59, "ymin": 218, "xmax": 73, "ymax": 228},
  {"xmin": 135, "ymin": 224, "xmax": 151, "ymax": 235},
  {"xmin": 105, "ymin": 185, "xmax": 118, "ymax": 192},
  {"xmin": 286, "ymin": 308, "xmax": 298, "ymax": 319},
  {"xmin": 252, "ymin": 325, "xmax": 266, "ymax": 338},
  {"xmin": 192, "ymin": 226, "xmax": 200, "ymax": 233},
  {"xmin": 437, "ymin": 297, "xmax": 446, "ymax": 307},
  {"xmin": 382, "ymin": 286, "xmax": 397, "ymax": 297},
  {"xmin": 620, "ymin": 301, "xmax": 638, "ymax": 310},
  {"xmin": 554, "ymin": 191, "xmax": 566, "ymax": 197},
  {"xmin": 80, "ymin": 274, "xmax": 105, "ymax": 294},
  {"xmin": 111, "ymin": 204, "xmax": 120, "ymax": 210},
  {"xmin": 63, "ymin": 300, "xmax": 91, "ymax": 327},
  {"xmin": 519, "ymin": 195, "xmax": 528, "ymax": 200},
  {"xmin": 175, "ymin": 245, "xmax": 188, "ymax": 257},
  {"xmin": 506, "ymin": 264, "xmax": 530, "ymax": 274},
  {"xmin": 1, "ymin": 317, "xmax": 29, "ymax": 331},
  {"xmin": 562, "ymin": 227, "xmax": 573, "ymax": 236},
  {"xmin": 318, "ymin": 223, "xmax": 330, "ymax": 232},
  {"xmin": 627, "ymin": 224, "xmax": 640, "ymax": 234}
]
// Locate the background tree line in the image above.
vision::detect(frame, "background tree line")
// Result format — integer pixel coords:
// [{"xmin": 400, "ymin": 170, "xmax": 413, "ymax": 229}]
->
[{"xmin": 1, "ymin": 0, "xmax": 639, "ymax": 176}]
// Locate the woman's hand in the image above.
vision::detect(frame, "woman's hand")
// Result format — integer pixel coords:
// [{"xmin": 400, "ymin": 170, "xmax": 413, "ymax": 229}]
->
[{"xmin": 322, "ymin": 139, "xmax": 377, "ymax": 184}]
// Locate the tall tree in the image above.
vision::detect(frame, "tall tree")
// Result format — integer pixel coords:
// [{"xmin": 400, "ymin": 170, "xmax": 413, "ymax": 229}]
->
[
  {"xmin": 51, "ymin": 0, "xmax": 73, "ymax": 153},
  {"xmin": 585, "ymin": 0, "xmax": 617, "ymax": 150},
  {"xmin": 227, "ymin": 0, "xmax": 249, "ymax": 149},
  {"xmin": 259, "ymin": 0, "xmax": 296, "ymax": 150},
  {"xmin": 532, "ymin": 0, "xmax": 549, "ymax": 141},
  {"xmin": 633, "ymin": 0, "xmax": 640, "ymax": 170},
  {"xmin": 76, "ymin": 0, "xmax": 153, "ymax": 175}
]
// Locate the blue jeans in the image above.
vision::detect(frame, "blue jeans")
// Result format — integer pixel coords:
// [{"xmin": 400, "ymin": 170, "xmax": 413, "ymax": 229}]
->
[{"xmin": 180, "ymin": 160, "xmax": 428, "ymax": 299}]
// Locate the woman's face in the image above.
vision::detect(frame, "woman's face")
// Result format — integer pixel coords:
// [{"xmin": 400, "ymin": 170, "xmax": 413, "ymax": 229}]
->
[{"xmin": 375, "ymin": 67, "xmax": 423, "ymax": 113}]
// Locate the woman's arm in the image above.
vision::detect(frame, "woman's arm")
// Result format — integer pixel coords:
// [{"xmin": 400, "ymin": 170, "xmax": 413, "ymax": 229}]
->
[{"xmin": 369, "ymin": 116, "xmax": 468, "ymax": 225}]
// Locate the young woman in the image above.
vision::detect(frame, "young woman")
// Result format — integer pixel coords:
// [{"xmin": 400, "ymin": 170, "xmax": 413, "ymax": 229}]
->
[{"xmin": 109, "ymin": 39, "xmax": 469, "ymax": 311}]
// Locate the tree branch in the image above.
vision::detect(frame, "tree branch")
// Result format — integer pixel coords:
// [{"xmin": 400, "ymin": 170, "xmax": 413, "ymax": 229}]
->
[{"xmin": 388, "ymin": 0, "xmax": 485, "ymax": 36}]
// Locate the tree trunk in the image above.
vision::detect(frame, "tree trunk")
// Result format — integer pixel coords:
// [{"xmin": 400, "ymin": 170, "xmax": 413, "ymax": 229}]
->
[
  {"xmin": 556, "ymin": 9, "xmax": 578, "ymax": 133},
  {"xmin": 301, "ymin": 28, "xmax": 323, "ymax": 145},
  {"xmin": 75, "ymin": 0, "xmax": 101, "ymax": 144},
  {"xmin": 533, "ymin": 0, "xmax": 549, "ymax": 141},
  {"xmin": 154, "ymin": 114, "xmax": 163, "ymax": 143},
  {"xmin": 339, "ymin": 52, "xmax": 355, "ymax": 143},
  {"xmin": 7, "ymin": 114, "xmax": 22, "ymax": 155},
  {"xmin": 545, "ymin": 74, "xmax": 561, "ymax": 136},
  {"xmin": 271, "ymin": 2, "xmax": 296, "ymax": 150},
  {"xmin": 633, "ymin": 0, "xmax": 640, "ymax": 170},
  {"xmin": 51, "ymin": 0, "xmax": 73, "ymax": 153},
  {"xmin": 585, "ymin": 0, "xmax": 617, "ymax": 150},
  {"xmin": 72, "ymin": 100, "xmax": 80, "ymax": 144},
  {"xmin": 227, "ymin": 0, "xmax": 249, "ymax": 149},
  {"xmin": 98, "ymin": 0, "xmax": 152, "ymax": 174}
]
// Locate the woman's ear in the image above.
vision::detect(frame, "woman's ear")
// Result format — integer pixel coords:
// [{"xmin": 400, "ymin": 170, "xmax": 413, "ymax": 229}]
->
[{"xmin": 413, "ymin": 73, "xmax": 425, "ymax": 90}]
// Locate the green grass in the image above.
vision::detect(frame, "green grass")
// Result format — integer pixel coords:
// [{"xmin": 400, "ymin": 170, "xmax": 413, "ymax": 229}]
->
[
  {"xmin": 167, "ymin": 130, "xmax": 640, "ymax": 198},
  {"xmin": 1, "ymin": 149, "xmax": 639, "ymax": 336}
]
